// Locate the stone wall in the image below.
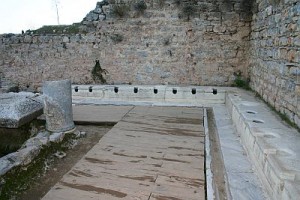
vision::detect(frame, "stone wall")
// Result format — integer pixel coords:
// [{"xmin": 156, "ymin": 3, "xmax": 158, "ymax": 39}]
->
[
  {"xmin": 249, "ymin": 0, "xmax": 300, "ymax": 127},
  {"xmin": 0, "ymin": 0, "xmax": 251, "ymax": 91}
]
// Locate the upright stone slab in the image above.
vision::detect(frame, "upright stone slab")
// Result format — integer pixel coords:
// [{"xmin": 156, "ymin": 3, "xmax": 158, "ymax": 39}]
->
[
  {"xmin": 0, "ymin": 92, "xmax": 43, "ymax": 128},
  {"xmin": 43, "ymin": 80, "xmax": 75, "ymax": 132}
]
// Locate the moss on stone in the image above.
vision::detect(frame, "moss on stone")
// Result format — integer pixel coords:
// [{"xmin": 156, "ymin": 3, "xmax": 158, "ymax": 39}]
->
[
  {"xmin": 254, "ymin": 92, "xmax": 300, "ymax": 132},
  {"xmin": 233, "ymin": 71, "xmax": 251, "ymax": 90},
  {"xmin": 0, "ymin": 120, "xmax": 43, "ymax": 157},
  {"xmin": 0, "ymin": 133, "xmax": 76, "ymax": 199}
]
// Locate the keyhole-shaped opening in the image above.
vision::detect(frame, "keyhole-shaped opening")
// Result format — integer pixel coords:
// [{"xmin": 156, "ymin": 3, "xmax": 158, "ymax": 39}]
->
[
  {"xmin": 134, "ymin": 87, "xmax": 138, "ymax": 93},
  {"xmin": 191, "ymin": 88, "xmax": 196, "ymax": 95},
  {"xmin": 212, "ymin": 88, "xmax": 217, "ymax": 95},
  {"xmin": 74, "ymin": 86, "xmax": 78, "ymax": 92},
  {"xmin": 114, "ymin": 87, "xmax": 119, "ymax": 93},
  {"xmin": 172, "ymin": 89, "xmax": 177, "ymax": 94},
  {"xmin": 154, "ymin": 88, "xmax": 158, "ymax": 94},
  {"xmin": 89, "ymin": 86, "xmax": 93, "ymax": 92}
]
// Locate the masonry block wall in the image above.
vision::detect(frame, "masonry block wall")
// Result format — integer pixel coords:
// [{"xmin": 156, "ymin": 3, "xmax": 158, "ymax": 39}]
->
[
  {"xmin": 1, "ymin": 0, "xmax": 299, "ymax": 127},
  {"xmin": 249, "ymin": 0, "xmax": 300, "ymax": 127},
  {"xmin": 0, "ymin": 0, "xmax": 251, "ymax": 91}
]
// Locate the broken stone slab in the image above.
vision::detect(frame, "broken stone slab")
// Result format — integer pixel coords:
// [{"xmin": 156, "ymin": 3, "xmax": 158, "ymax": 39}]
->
[
  {"xmin": 54, "ymin": 151, "xmax": 66, "ymax": 159},
  {"xmin": 21, "ymin": 131, "xmax": 51, "ymax": 148},
  {"xmin": 0, "ymin": 130, "xmax": 73, "ymax": 176},
  {"xmin": 0, "ymin": 145, "xmax": 41, "ymax": 176},
  {"xmin": 0, "ymin": 92, "xmax": 43, "ymax": 128},
  {"xmin": 0, "ymin": 155, "xmax": 18, "ymax": 176}
]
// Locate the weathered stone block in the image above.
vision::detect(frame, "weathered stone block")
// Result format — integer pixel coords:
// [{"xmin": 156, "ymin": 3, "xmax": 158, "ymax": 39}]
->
[
  {"xmin": 265, "ymin": 6, "xmax": 273, "ymax": 16},
  {"xmin": 207, "ymin": 12, "xmax": 221, "ymax": 21},
  {"xmin": 205, "ymin": 25, "xmax": 214, "ymax": 32},
  {"xmin": 62, "ymin": 36, "xmax": 70, "ymax": 43},
  {"xmin": 213, "ymin": 25, "xmax": 226, "ymax": 33},
  {"xmin": 222, "ymin": 12, "xmax": 240, "ymax": 25},
  {"xmin": 24, "ymin": 35, "xmax": 32, "ymax": 43},
  {"xmin": 0, "ymin": 92, "xmax": 43, "ymax": 128}
]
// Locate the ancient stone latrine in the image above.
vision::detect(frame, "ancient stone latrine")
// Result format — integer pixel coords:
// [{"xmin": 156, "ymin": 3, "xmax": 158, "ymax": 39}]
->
[{"xmin": 0, "ymin": 0, "xmax": 299, "ymax": 126}]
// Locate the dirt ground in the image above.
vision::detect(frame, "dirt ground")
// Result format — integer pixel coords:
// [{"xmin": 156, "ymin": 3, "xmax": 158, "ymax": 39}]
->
[{"xmin": 19, "ymin": 125, "xmax": 111, "ymax": 200}]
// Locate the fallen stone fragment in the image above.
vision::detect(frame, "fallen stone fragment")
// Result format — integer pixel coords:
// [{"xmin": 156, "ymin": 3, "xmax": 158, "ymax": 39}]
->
[
  {"xmin": 49, "ymin": 132, "xmax": 65, "ymax": 143},
  {"xmin": 54, "ymin": 151, "xmax": 66, "ymax": 159},
  {"xmin": 0, "ymin": 92, "xmax": 43, "ymax": 128}
]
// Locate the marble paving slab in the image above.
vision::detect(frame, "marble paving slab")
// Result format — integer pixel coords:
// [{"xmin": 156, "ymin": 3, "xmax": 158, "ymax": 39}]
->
[{"xmin": 43, "ymin": 106, "xmax": 205, "ymax": 200}]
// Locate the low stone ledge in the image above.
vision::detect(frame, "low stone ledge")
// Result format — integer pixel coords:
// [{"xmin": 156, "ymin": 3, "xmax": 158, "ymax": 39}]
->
[
  {"xmin": 226, "ymin": 90, "xmax": 300, "ymax": 200},
  {"xmin": 212, "ymin": 104, "xmax": 266, "ymax": 200},
  {"xmin": 71, "ymin": 85, "xmax": 230, "ymax": 106}
]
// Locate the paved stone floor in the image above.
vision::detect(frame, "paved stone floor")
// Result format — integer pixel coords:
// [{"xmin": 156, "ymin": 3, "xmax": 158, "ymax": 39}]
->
[
  {"xmin": 73, "ymin": 105, "xmax": 134, "ymax": 124},
  {"xmin": 43, "ymin": 106, "xmax": 205, "ymax": 200}
]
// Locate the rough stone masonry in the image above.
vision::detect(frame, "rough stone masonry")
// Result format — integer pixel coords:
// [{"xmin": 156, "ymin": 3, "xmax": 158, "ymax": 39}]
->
[
  {"xmin": 0, "ymin": 0, "xmax": 299, "ymax": 127},
  {"xmin": 249, "ymin": 0, "xmax": 300, "ymax": 127},
  {"xmin": 0, "ymin": 0, "xmax": 251, "ymax": 89}
]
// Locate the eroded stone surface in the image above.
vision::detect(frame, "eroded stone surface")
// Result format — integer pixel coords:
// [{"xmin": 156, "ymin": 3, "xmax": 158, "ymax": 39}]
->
[
  {"xmin": 0, "ymin": 92, "xmax": 43, "ymax": 128},
  {"xmin": 43, "ymin": 80, "xmax": 75, "ymax": 132},
  {"xmin": 227, "ymin": 90, "xmax": 300, "ymax": 200}
]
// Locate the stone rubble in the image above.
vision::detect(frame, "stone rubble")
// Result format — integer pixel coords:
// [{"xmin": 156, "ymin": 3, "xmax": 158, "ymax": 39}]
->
[{"xmin": 0, "ymin": 129, "xmax": 78, "ymax": 176}]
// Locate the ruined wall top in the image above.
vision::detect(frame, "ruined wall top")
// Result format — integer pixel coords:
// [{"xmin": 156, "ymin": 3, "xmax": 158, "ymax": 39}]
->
[{"xmin": 0, "ymin": 0, "xmax": 254, "ymax": 91}]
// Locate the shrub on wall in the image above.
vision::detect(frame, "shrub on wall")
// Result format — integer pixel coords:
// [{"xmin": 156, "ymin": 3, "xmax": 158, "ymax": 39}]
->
[
  {"xmin": 110, "ymin": 33, "xmax": 124, "ymax": 44},
  {"xmin": 91, "ymin": 60, "xmax": 108, "ymax": 84},
  {"xmin": 180, "ymin": 4, "xmax": 197, "ymax": 21},
  {"xmin": 133, "ymin": 0, "xmax": 147, "ymax": 14},
  {"xmin": 233, "ymin": 71, "xmax": 250, "ymax": 90},
  {"xmin": 111, "ymin": 4, "xmax": 129, "ymax": 18}
]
